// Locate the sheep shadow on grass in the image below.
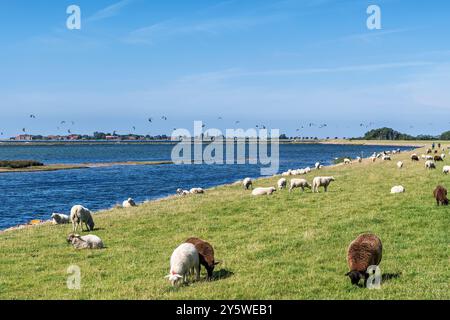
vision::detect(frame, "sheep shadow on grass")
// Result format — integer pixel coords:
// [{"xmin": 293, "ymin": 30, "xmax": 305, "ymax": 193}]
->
[{"xmin": 211, "ymin": 268, "xmax": 234, "ymax": 282}]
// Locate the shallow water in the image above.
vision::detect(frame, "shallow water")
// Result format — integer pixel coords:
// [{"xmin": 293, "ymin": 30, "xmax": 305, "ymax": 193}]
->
[{"xmin": 0, "ymin": 143, "xmax": 413, "ymax": 229}]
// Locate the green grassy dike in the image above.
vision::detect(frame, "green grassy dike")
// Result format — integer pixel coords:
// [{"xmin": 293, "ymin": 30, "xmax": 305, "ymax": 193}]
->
[{"xmin": 0, "ymin": 144, "xmax": 448, "ymax": 299}]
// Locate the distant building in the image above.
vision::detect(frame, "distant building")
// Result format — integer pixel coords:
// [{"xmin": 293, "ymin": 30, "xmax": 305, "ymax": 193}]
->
[{"xmin": 15, "ymin": 135, "xmax": 33, "ymax": 141}]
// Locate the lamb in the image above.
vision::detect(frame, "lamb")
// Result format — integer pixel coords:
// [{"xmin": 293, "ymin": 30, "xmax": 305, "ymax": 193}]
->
[
  {"xmin": 176, "ymin": 188, "xmax": 190, "ymax": 196},
  {"xmin": 443, "ymin": 166, "xmax": 450, "ymax": 174},
  {"xmin": 70, "ymin": 205, "xmax": 95, "ymax": 233},
  {"xmin": 165, "ymin": 243, "xmax": 200, "ymax": 286},
  {"xmin": 425, "ymin": 160, "xmax": 436, "ymax": 169},
  {"xmin": 346, "ymin": 234, "xmax": 382, "ymax": 286},
  {"xmin": 185, "ymin": 237, "xmax": 219, "ymax": 280},
  {"xmin": 243, "ymin": 178, "xmax": 253, "ymax": 190},
  {"xmin": 434, "ymin": 155, "xmax": 443, "ymax": 162},
  {"xmin": 122, "ymin": 198, "xmax": 136, "ymax": 208},
  {"xmin": 289, "ymin": 179, "xmax": 311, "ymax": 192},
  {"xmin": 411, "ymin": 154, "xmax": 419, "ymax": 161},
  {"xmin": 397, "ymin": 161, "xmax": 403, "ymax": 169},
  {"xmin": 390, "ymin": 185, "xmax": 405, "ymax": 194},
  {"xmin": 51, "ymin": 213, "xmax": 70, "ymax": 225},
  {"xmin": 190, "ymin": 188, "xmax": 205, "ymax": 194},
  {"xmin": 67, "ymin": 234, "xmax": 104, "ymax": 249},
  {"xmin": 277, "ymin": 178, "xmax": 287, "ymax": 190},
  {"xmin": 433, "ymin": 185, "xmax": 448, "ymax": 206},
  {"xmin": 252, "ymin": 187, "xmax": 276, "ymax": 196},
  {"xmin": 312, "ymin": 176, "xmax": 335, "ymax": 193}
]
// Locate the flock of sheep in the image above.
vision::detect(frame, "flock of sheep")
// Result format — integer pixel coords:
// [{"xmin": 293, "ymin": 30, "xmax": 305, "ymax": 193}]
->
[{"xmin": 49, "ymin": 143, "xmax": 448, "ymax": 289}]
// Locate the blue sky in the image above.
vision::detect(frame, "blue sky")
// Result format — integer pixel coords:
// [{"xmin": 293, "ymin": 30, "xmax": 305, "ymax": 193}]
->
[{"xmin": 1, "ymin": 0, "xmax": 450, "ymax": 137}]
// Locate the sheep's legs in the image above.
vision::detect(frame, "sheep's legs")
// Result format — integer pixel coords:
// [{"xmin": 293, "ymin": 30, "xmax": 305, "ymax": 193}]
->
[{"xmin": 195, "ymin": 265, "xmax": 201, "ymax": 281}]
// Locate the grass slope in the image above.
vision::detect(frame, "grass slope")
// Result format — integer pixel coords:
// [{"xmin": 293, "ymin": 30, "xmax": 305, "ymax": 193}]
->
[{"xmin": 0, "ymin": 146, "xmax": 448, "ymax": 300}]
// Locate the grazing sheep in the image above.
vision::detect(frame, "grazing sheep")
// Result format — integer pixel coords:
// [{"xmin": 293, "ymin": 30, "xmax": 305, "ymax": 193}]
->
[
  {"xmin": 190, "ymin": 188, "xmax": 205, "ymax": 194},
  {"xmin": 356, "ymin": 157, "xmax": 362, "ymax": 163},
  {"xmin": 427, "ymin": 149, "xmax": 432, "ymax": 154},
  {"xmin": 70, "ymin": 205, "xmax": 95, "ymax": 233},
  {"xmin": 282, "ymin": 170, "xmax": 292, "ymax": 177},
  {"xmin": 344, "ymin": 158, "xmax": 351, "ymax": 164},
  {"xmin": 51, "ymin": 213, "xmax": 70, "ymax": 225},
  {"xmin": 425, "ymin": 155, "xmax": 434, "ymax": 160},
  {"xmin": 165, "ymin": 243, "xmax": 200, "ymax": 286},
  {"xmin": 312, "ymin": 176, "xmax": 335, "ymax": 193},
  {"xmin": 252, "ymin": 187, "xmax": 276, "ymax": 196},
  {"xmin": 443, "ymin": 166, "xmax": 450, "ymax": 174},
  {"xmin": 122, "ymin": 198, "xmax": 136, "ymax": 208},
  {"xmin": 370, "ymin": 156, "xmax": 376, "ymax": 163},
  {"xmin": 411, "ymin": 154, "xmax": 419, "ymax": 161},
  {"xmin": 397, "ymin": 161, "xmax": 403, "ymax": 169},
  {"xmin": 185, "ymin": 237, "xmax": 219, "ymax": 280},
  {"xmin": 441, "ymin": 153, "xmax": 446, "ymax": 159},
  {"xmin": 277, "ymin": 178, "xmax": 287, "ymax": 190},
  {"xmin": 425, "ymin": 160, "xmax": 436, "ymax": 169},
  {"xmin": 346, "ymin": 234, "xmax": 382, "ymax": 286},
  {"xmin": 176, "ymin": 188, "xmax": 190, "ymax": 196},
  {"xmin": 434, "ymin": 155, "xmax": 443, "ymax": 162},
  {"xmin": 315, "ymin": 162, "xmax": 321, "ymax": 170},
  {"xmin": 243, "ymin": 178, "xmax": 253, "ymax": 190},
  {"xmin": 390, "ymin": 185, "xmax": 405, "ymax": 194},
  {"xmin": 67, "ymin": 234, "xmax": 104, "ymax": 249},
  {"xmin": 289, "ymin": 179, "xmax": 311, "ymax": 192},
  {"xmin": 382, "ymin": 155, "xmax": 391, "ymax": 161},
  {"xmin": 304, "ymin": 167, "xmax": 312, "ymax": 173},
  {"xmin": 433, "ymin": 185, "xmax": 448, "ymax": 206}
]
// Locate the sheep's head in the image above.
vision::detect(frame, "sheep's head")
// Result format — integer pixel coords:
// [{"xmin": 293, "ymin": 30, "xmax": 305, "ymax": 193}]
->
[
  {"xmin": 67, "ymin": 234, "xmax": 80, "ymax": 244},
  {"xmin": 330, "ymin": 177, "xmax": 335, "ymax": 181},
  {"xmin": 165, "ymin": 273, "xmax": 183, "ymax": 286},
  {"xmin": 205, "ymin": 260, "xmax": 221, "ymax": 280},
  {"xmin": 346, "ymin": 271, "xmax": 364, "ymax": 285}
]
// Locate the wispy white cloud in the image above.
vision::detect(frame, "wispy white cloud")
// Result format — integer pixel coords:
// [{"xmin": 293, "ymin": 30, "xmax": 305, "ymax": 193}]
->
[
  {"xmin": 87, "ymin": 0, "xmax": 133, "ymax": 22},
  {"xmin": 124, "ymin": 14, "xmax": 285, "ymax": 44},
  {"xmin": 178, "ymin": 61, "xmax": 434, "ymax": 83}
]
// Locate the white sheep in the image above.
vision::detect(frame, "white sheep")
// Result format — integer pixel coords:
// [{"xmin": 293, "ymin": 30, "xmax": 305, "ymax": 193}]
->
[
  {"xmin": 304, "ymin": 167, "xmax": 312, "ymax": 173},
  {"xmin": 397, "ymin": 161, "xmax": 403, "ymax": 169},
  {"xmin": 165, "ymin": 243, "xmax": 200, "ymax": 286},
  {"xmin": 382, "ymin": 155, "xmax": 391, "ymax": 161},
  {"xmin": 122, "ymin": 198, "xmax": 136, "ymax": 208},
  {"xmin": 70, "ymin": 205, "xmax": 95, "ymax": 233},
  {"xmin": 344, "ymin": 158, "xmax": 351, "ymax": 165},
  {"xmin": 277, "ymin": 178, "xmax": 287, "ymax": 190},
  {"xmin": 425, "ymin": 160, "xmax": 436, "ymax": 169},
  {"xmin": 289, "ymin": 179, "xmax": 311, "ymax": 192},
  {"xmin": 312, "ymin": 176, "xmax": 335, "ymax": 193},
  {"xmin": 252, "ymin": 187, "xmax": 276, "ymax": 196},
  {"xmin": 176, "ymin": 188, "xmax": 190, "ymax": 196},
  {"xmin": 67, "ymin": 234, "xmax": 104, "ymax": 249},
  {"xmin": 441, "ymin": 153, "xmax": 446, "ymax": 159},
  {"xmin": 243, "ymin": 178, "xmax": 253, "ymax": 190},
  {"xmin": 315, "ymin": 162, "xmax": 321, "ymax": 170},
  {"xmin": 51, "ymin": 213, "xmax": 70, "ymax": 225},
  {"xmin": 390, "ymin": 186, "xmax": 405, "ymax": 194},
  {"xmin": 443, "ymin": 166, "xmax": 450, "ymax": 174},
  {"xmin": 425, "ymin": 155, "xmax": 434, "ymax": 161},
  {"xmin": 190, "ymin": 188, "xmax": 205, "ymax": 194}
]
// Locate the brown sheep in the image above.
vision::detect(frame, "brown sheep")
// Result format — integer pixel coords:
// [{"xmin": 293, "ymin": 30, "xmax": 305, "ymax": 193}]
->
[
  {"xmin": 434, "ymin": 155, "xmax": 443, "ymax": 162},
  {"xmin": 185, "ymin": 237, "xmax": 220, "ymax": 280},
  {"xmin": 411, "ymin": 155, "xmax": 419, "ymax": 161},
  {"xmin": 427, "ymin": 149, "xmax": 432, "ymax": 154},
  {"xmin": 433, "ymin": 185, "xmax": 449, "ymax": 206},
  {"xmin": 346, "ymin": 234, "xmax": 383, "ymax": 286}
]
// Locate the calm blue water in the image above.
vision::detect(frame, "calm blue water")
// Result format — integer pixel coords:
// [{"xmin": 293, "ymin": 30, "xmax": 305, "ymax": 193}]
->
[{"xmin": 0, "ymin": 143, "xmax": 413, "ymax": 229}]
